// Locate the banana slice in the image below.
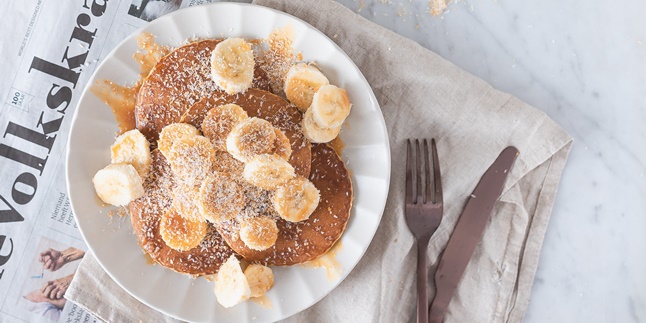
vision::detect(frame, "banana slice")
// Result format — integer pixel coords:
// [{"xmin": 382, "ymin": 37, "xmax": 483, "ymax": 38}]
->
[
  {"xmin": 284, "ymin": 63, "xmax": 329, "ymax": 111},
  {"xmin": 158, "ymin": 123, "xmax": 199, "ymax": 158},
  {"xmin": 211, "ymin": 38, "xmax": 255, "ymax": 94},
  {"xmin": 166, "ymin": 135, "xmax": 216, "ymax": 187},
  {"xmin": 202, "ymin": 104, "xmax": 249, "ymax": 151},
  {"xmin": 273, "ymin": 176, "xmax": 320, "ymax": 222},
  {"xmin": 239, "ymin": 216, "xmax": 279, "ymax": 251},
  {"xmin": 93, "ymin": 163, "xmax": 145, "ymax": 206},
  {"xmin": 197, "ymin": 172, "xmax": 245, "ymax": 224},
  {"xmin": 226, "ymin": 117, "xmax": 277, "ymax": 163},
  {"xmin": 273, "ymin": 127, "xmax": 292, "ymax": 161},
  {"xmin": 243, "ymin": 154, "xmax": 295, "ymax": 190},
  {"xmin": 110, "ymin": 129, "xmax": 152, "ymax": 179},
  {"xmin": 301, "ymin": 108, "xmax": 341, "ymax": 143},
  {"xmin": 244, "ymin": 264, "xmax": 274, "ymax": 297},
  {"xmin": 214, "ymin": 254, "xmax": 251, "ymax": 308},
  {"xmin": 171, "ymin": 184, "xmax": 204, "ymax": 222},
  {"xmin": 159, "ymin": 206, "xmax": 207, "ymax": 251},
  {"xmin": 310, "ymin": 84, "xmax": 351, "ymax": 128},
  {"xmin": 212, "ymin": 151, "xmax": 245, "ymax": 175}
]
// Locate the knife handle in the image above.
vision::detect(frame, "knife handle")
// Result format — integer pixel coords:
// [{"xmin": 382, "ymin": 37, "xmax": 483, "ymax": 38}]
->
[{"xmin": 428, "ymin": 277, "xmax": 452, "ymax": 323}]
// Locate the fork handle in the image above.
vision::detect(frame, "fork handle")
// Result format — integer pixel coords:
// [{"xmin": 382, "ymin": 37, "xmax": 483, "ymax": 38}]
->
[{"xmin": 416, "ymin": 237, "xmax": 430, "ymax": 323}]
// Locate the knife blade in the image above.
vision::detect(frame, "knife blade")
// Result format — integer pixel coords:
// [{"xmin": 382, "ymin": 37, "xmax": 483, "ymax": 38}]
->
[{"xmin": 428, "ymin": 146, "xmax": 519, "ymax": 323}]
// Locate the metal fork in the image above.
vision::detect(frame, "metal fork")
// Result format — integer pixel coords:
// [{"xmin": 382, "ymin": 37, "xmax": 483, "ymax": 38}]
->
[{"xmin": 405, "ymin": 138, "xmax": 444, "ymax": 323}]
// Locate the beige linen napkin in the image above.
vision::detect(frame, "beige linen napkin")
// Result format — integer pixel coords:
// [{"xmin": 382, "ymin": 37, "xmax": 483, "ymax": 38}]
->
[{"xmin": 66, "ymin": 0, "xmax": 573, "ymax": 322}]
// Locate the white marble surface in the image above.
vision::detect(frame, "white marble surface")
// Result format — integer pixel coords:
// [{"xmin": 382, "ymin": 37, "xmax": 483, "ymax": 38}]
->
[{"xmin": 327, "ymin": 0, "xmax": 645, "ymax": 322}]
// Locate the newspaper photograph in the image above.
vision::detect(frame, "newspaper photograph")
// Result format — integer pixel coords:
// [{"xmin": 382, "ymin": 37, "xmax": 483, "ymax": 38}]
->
[{"xmin": 0, "ymin": 0, "xmax": 220, "ymax": 321}]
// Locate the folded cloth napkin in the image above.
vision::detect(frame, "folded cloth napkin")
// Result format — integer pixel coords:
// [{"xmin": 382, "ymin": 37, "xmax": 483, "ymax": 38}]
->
[{"xmin": 66, "ymin": 0, "xmax": 573, "ymax": 322}]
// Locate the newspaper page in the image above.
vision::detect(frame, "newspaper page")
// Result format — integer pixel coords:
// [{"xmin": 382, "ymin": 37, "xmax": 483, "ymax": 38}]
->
[{"xmin": 0, "ymin": 1, "xmax": 221, "ymax": 322}]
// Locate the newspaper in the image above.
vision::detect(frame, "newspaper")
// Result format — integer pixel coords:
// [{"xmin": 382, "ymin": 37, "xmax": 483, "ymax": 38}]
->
[{"xmin": 0, "ymin": 1, "xmax": 223, "ymax": 321}]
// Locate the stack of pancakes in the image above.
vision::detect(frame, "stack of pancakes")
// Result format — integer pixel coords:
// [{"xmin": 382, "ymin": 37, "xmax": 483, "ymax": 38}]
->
[{"xmin": 129, "ymin": 39, "xmax": 353, "ymax": 275}]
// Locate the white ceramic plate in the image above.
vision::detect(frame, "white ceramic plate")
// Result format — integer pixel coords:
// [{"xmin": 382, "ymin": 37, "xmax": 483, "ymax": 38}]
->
[{"xmin": 66, "ymin": 3, "xmax": 390, "ymax": 322}]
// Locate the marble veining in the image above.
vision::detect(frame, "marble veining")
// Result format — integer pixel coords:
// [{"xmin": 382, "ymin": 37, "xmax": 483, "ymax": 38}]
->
[{"xmin": 332, "ymin": 0, "xmax": 645, "ymax": 322}]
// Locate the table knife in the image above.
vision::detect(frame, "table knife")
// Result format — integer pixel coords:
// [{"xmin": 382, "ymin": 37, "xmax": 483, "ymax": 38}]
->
[{"xmin": 428, "ymin": 146, "xmax": 519, "ymax": 323}]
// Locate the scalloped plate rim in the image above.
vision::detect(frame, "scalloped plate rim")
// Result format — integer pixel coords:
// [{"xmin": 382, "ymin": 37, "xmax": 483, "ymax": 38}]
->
[{"xmin": 66, "ymin": 3, "xmax": 390, "ymax": 322}]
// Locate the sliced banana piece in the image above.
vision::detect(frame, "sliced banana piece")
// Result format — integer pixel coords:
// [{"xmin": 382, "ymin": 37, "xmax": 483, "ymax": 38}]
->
[
  {"xmin": 273, "ymin": 176, "xmax": 320, "ymax": 222},
  {"xmin": 302, "ymin": 108, "xmax": 341, "ymax": 143},
  {"xmin": 243, "ymin": 154, "xmax": 295, "ymax": 190},
  {"xmin": 284, "ymin": 63, "xmax": 329, "ymax": 111},
  {"xmin": 212, "ymin": 151, "xmax": 245, "ymax": 175},
  {"xmin": 211, "ymin": 38, "xmax": 255, "ymax": 95},
  {"xmin": 93, "ymin": 163, "xmax": 145, "ymax": 206},
  {"xmin": 171, "ymin": 184, "xmax": 204, "ymax": 222},
  {"xmin": 310, "ymin": 84, "xmax": 351, "ymax": 128},
  {"xmin": 197, "ymin": 172, "xmax": 245, "ymax": 224},
  {"xmin": 110, "ymin": 129, "xmax": 152, "ymax": 179},
  {"xmin": 239, "ymin": 216, "xmax": 279, "ymax": 251},
  {"xmin": 244, "ymin": 264, "xmax": 274, "ymax": 297},
  {"xmin": 166, "ymin": 135, "xmax": 216, "ymax": 187},
  {"xmin": 159, "ymin": 206, "xmax": 207, "ymax": 251},
  {"xmin": 202, "ymin": 104, "xmax": 249, "ymax": 151},
  {"xmin": 158, "ymin": 123, "xmax": 199, "ymax": 158},
  {"xmin": 214, "ymin": 254, "xmax": 251, "ymax": 308},
  {"xmin": 273, "ymin": 127, "xmax": 292, "ymax": 161},
  {"xmin": 226, "ymin": 117, "xmax": 277, "ymax": 163}
]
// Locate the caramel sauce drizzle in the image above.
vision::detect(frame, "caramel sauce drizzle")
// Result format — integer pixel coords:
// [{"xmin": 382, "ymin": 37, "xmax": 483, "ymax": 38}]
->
[
  {"xmin": 250, "ymin": 295, "xmax": 272, "ymax": 308},
  {"xmin": 134, "ymin": 32, "xmax": 170, "ymax": 77},
  {"xmin": 329, "ymin": 137, "xmax": 345, "ymax": 156},
  {"xmin": 301, "ymin": 241, "xmax": 343, "ymax": 281},
  {"xmin": 90, "ymin": 80, "xmax": 138, "ymax": 133},
  {"xmin": 90, "ymin": 32, "xmax": 170, "ymax": 134},
  {"xmin": 143, "ymin": 252, "xmax": 156, "ymax": 265}
]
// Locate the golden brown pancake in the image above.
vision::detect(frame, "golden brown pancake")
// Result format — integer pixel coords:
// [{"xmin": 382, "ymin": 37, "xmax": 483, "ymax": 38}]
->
[
  {"xmin": 215, "ymin": 144, "xmax": 353, "ymax": 266},
  {"xmin": 130, "ymin": 150, "xmax": 234, "ymax": 276},
  {"xmin": 130, "ymin": 38, "xmax": 353, "ymax": 273},
  {"xmin": 135, "ymin": 39, "xmax": 272, "ymax": 142},
  {"xmin": 181, "ymin": 88, "xmax": 311, "ymax": 178}
]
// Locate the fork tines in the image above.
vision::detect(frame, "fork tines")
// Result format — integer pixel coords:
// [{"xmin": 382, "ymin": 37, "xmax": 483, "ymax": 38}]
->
[{"xmin": 406, "ymin": 139, "xmax": 442, "ymax": 206}]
